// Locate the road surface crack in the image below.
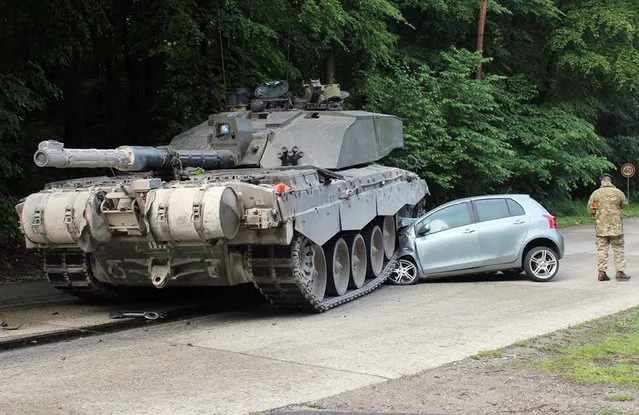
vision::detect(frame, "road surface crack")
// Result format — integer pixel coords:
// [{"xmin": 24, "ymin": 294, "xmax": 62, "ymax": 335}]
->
[{"xmin": 167, "ymin": 341, "xmax": 392, "ymax": 380}]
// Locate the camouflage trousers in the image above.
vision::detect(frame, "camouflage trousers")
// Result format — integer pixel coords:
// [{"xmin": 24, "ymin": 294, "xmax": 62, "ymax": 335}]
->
[{"xmin": 595, "ymin": 235, "xmax": 626, "ymax": 272}]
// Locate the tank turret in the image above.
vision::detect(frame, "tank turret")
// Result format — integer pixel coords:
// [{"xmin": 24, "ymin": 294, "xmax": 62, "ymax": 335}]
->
[
  {"xmin": 169, "ymin": 80, "xmax": 403, "ymax": 170},
  {"xmin": 16, "ymin": 79, "xmax": 429, "ymax": 313},
  {"xmin": 32, "ymin": 80, "xmax": 402, "ymax": 173}
]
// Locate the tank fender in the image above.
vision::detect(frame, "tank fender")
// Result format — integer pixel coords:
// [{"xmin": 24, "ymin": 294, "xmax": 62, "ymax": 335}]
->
[{"xmin": 376, "ymin": 178, "xmax": 428, "ymax": 216}]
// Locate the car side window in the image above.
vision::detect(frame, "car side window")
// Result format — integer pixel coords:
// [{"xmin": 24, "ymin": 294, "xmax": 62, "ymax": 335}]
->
[
  {"xmin": 419, "ymin": 202, "xmax": 472, "ymax": 234},
  {"xmin": 475, "ymin": 199, "xmax": 510, "ymax": 222},
  {"xmin": 506, "ymin": 199, "xmax": 526, "ymax": 216}
]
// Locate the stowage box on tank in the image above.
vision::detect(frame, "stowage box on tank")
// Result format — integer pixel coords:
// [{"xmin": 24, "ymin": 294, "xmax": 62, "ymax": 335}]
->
[{"xmin": 16, "ymin": 80, "xmax": 429, "ymax": 312}]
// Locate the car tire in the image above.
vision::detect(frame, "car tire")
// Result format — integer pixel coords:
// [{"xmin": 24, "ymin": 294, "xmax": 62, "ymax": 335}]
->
[
  {"xmin": 388, "ymin": 257, "xmax": 419, "ymax": 285},
  {"xmin": 524, "ymin": 246, "xmax": 559, "ymax": 282}
]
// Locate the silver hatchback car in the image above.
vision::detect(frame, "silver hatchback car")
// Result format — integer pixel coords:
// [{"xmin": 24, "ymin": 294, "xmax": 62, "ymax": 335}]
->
[{"xmin": 389, "ymin": 194, "xmax": 565, "ymax": 285}]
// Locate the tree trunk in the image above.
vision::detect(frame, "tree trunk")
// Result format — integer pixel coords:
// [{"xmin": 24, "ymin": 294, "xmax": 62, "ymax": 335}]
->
[
  {"xmin": 475, "ymin": 0, "xmax": 488, "ymax": 80},
  {"xmin": 325, "ymin": 47, "xmax": 336, "ymax": 83}
]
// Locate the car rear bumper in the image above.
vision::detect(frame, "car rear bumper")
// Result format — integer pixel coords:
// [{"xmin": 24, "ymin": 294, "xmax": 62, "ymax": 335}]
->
[{"xmin": 551, "ymin": 230, "xmax": 565, "ymax": 258}]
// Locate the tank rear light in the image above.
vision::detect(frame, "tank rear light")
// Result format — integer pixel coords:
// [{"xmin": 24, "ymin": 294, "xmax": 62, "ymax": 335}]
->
[
  {"xmin": 273, "ymin": 183, "xmax": 292, "ymax": 194},
  {"xmin": 543, "ymin": 214, "xmax": 558, "ymax": 229}
]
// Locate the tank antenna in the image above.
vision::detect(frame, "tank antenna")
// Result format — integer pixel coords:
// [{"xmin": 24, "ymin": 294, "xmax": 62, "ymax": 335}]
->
[
  {"xmin": 286, "ymin": 24, "xmax": 291, "ymax": 82},
  {"xmin": 218, "ymin": 8, "xmax": 227, "ymax": 90}
]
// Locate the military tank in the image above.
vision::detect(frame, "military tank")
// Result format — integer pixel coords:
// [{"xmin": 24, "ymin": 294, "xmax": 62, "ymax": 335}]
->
[{"xmin": 15, "ymin": 80, "xmax": 428, "ymax": 312}]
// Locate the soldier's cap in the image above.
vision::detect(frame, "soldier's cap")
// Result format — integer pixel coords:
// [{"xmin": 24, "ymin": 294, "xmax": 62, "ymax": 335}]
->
[{"xmin": 600, "ymin": 173, "xmax": 613, "ymax": 181}]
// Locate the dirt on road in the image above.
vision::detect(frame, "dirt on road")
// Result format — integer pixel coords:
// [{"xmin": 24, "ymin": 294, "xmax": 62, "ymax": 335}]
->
[{"xmin": 279, "ymin": 309, "xmax": 639, "ymax": 415}]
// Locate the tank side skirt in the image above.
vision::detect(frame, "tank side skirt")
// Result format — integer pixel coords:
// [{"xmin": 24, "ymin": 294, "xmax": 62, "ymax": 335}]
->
[{"xmin": 290, "ymin": 168, "xmax": 426, "ymax": 245}]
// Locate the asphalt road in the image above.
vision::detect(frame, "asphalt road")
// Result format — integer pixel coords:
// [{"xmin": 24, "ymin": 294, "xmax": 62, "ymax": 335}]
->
[{"xmin": 2, "ymin": 219, "xmax": 639, "ymax": 415}]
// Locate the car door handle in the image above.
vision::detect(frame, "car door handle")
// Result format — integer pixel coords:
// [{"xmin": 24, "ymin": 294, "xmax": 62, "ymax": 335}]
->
[
  {"xmin": 463, "ymin": 229, "xmax": 476, "ymax": 234},
  {"xmin": 513, "ymin": 220, "xmax": 527, "ymax": 225}
]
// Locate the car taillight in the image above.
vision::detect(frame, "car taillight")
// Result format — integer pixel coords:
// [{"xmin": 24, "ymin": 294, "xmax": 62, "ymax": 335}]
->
[{"xmin": 543, "ymin": 214, "xmax": 558, "ymax": 229}]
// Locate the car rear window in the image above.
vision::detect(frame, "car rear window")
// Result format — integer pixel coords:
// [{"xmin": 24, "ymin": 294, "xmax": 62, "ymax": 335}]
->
[
  {"xmin": 475, "ymin": 199, "xmax": 510, "ymax": 222},
  {"xmin": 524, "ymin": 196, "xmax": 549, "ymax": 214},
  {"xmin": 507, "ymin": 199, "xmax": 526, "ymax": 216}
]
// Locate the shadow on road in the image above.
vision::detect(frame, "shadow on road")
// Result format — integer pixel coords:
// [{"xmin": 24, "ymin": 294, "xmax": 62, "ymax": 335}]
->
[{"xmin": 418, "ymin": 271, "xmax": 530, "ymax": 284}]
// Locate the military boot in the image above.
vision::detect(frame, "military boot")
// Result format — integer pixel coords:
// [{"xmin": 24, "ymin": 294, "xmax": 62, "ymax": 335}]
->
[
  {"xmin": 598, "ymin": 271, "xmax": 610, "ymax": 281},
  {"xmin": 615, "ymin": 271, "xmax": 631, "ymax": 281}
]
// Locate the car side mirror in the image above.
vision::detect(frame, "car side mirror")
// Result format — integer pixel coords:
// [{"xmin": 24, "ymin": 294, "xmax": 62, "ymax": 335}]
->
[{"xmin": 416, "ymin": 223, "xmax": 430, "ymax": 236}]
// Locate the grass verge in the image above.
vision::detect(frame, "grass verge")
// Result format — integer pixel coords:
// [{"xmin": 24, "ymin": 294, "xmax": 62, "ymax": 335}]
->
[
  {"xmin": 472, "ymin": 348, "xmax": 505, "ymax": 359},
  {"xmin": 550, "ymin": 200, "xmax": 639, "ymax": 227},
  {"xmin": 607, "ymin": 393, "xmax": 633, "ymax": 402},
  {"xmin": 538, "ymin": 308, "xmax": 639, "ymax": 386}
]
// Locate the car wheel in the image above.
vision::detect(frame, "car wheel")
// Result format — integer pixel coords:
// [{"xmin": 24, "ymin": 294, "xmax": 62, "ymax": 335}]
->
[
  {"xmin": 524, "ymin": 246, "xmax": 559, "ymax": 282},
  {"xmin": 388, "ymin": 258, "xmax": 419, "ymax": 285}
]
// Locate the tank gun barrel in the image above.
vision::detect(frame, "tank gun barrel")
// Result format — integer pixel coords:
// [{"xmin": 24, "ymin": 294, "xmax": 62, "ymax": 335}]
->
[{"xmin": 33, "ymin": 140, "xmax": 235, "ymax": 171}]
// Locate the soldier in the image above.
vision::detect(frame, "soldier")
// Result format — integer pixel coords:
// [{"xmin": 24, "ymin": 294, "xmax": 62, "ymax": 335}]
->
[{"xmin": 587, "ymin": 173, "xmax": 631, "ymax": 281}]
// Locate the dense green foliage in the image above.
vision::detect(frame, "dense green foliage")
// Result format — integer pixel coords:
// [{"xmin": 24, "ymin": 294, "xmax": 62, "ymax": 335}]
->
[
  {"xmin": 363, "ymin": 50, "xmax": 612, "ymax": 204},
  {"xmin": 1, "ymin": 0, "xmax": 638, "ymax": 238}
]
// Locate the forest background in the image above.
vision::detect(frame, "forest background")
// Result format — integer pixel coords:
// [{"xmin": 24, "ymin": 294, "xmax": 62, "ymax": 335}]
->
[{"xmin": 1, "ymin": 0, "xmax": 639, "ymax": 240}]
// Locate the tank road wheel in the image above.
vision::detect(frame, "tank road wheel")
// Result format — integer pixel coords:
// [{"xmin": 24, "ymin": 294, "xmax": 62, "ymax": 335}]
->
[
  {"xmin": 363, "ymin": 224, "xmax": 384, "ymax": 277},
  {"xmin": 381, "ymin": 216, "xmax": 397, "ymax": 260},
  {"xmin": 298, "ymin": 236, "xmax": 328, "ymax": 302},
  {"xmin": 325, "ymin": 237, "xmax": 351, "ymax": 296},
  {"xmin": 345, "ymin": 233, "xmax": 367, "ymax": 289}
]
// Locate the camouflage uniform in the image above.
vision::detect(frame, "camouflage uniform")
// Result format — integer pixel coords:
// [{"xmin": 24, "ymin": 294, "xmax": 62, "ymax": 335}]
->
[{"xmin": 587, "ymin": 182, "xmax": 628, "ymax": 273}]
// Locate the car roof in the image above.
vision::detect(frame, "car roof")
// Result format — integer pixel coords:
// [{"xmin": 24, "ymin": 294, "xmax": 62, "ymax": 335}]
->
[
  {"xmin": 429, "ymin": 194, "xmax": 536, "ymax": 211},
  {"xmin": 469, "ymin": 194, "xmax": 532, "ymax": 202}
]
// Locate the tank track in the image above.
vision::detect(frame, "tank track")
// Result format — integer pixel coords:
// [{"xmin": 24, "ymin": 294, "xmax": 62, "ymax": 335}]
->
[
  {"xmin": 41, "ymin": 249, "xmax": 133, "ymax": 302},
  {"xmin": 42, "ymin": 242, "xmax": 398, "ymax": 311},
  {"xmin": 248, "ymin": 238, "xmax": 399, "ymax": 313}
]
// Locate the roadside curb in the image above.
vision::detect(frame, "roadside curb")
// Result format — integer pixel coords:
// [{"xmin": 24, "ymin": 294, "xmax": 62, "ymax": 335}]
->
[{"xmin": 0, "ymin": 316, "xmax": 154, "ymax": 352}]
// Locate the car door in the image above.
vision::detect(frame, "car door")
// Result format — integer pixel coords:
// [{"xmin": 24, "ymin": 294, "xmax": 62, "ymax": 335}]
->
[
  {"xmin": 472, "ymin": 197, "xmax": 530, "ymax": 266},
  {"xmin": 414, "ymin": 201, "xmax": 483, "ymax": 274}
]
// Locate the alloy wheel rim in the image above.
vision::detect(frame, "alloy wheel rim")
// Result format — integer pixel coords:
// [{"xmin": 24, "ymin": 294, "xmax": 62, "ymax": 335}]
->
[
  {"xmin": 529, "ymin": 249, "xmax": 557, "ymax": 279},
  {"xmin": 390, "ymin": 259, "xmax": 417, "ymax": 284}
]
